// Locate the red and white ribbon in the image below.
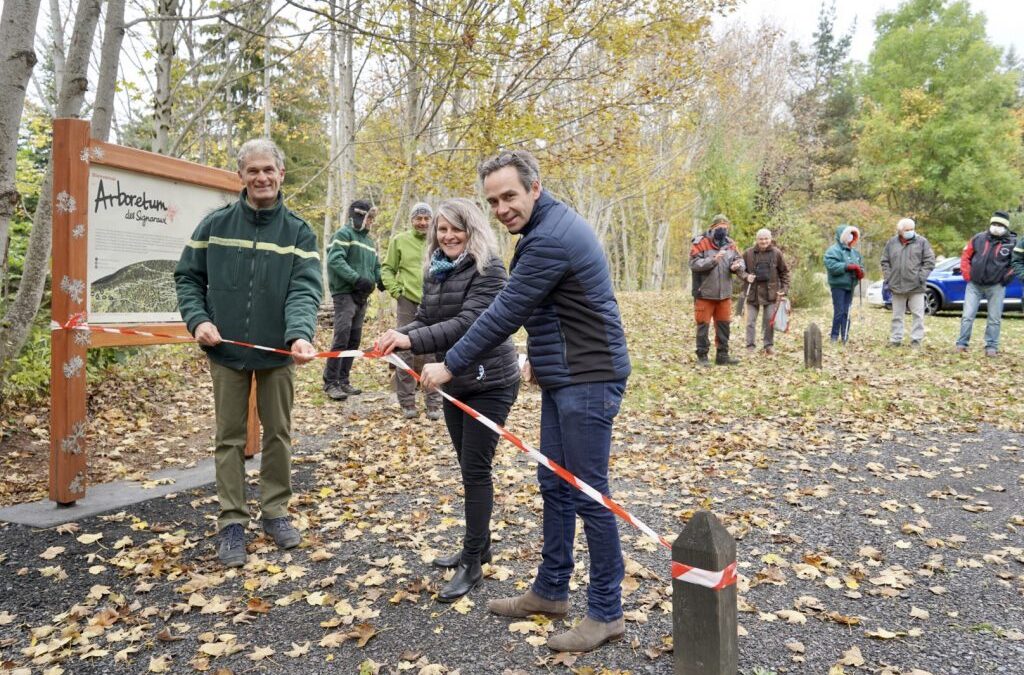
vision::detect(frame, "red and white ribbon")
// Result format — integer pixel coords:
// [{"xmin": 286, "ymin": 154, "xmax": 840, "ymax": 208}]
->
[
  {"xmin": 671, "ymin": 561, "xmax": 738, "ymax": 590},
  {"xmin": 52, "ymin": 315, "xmax": 737, "ymax": 590}
]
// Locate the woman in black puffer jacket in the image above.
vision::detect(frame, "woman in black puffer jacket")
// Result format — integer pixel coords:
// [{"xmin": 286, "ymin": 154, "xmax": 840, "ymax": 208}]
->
[{"xmin": 375, "ymin": 198, "xmax": 520, "ymax": 603}]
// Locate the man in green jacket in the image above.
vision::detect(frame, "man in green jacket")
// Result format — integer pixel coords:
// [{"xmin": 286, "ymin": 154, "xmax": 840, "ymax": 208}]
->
[
  {"xmin": 323, "ymin": 199, "xmax": 384, "ymax": 400},
  {"xmin": 175, "ymin": 138, "xmax": 322, "ymax": 568},
  {"xmin": 381, "ymin": 202, "xmax": 441, "ymax": 419}
]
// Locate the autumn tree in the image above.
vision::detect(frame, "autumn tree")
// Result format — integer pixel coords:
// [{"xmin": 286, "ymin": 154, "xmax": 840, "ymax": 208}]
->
[{"xmin": 856, "ymin": 0, "xmax": 1022, "ymax": 247}]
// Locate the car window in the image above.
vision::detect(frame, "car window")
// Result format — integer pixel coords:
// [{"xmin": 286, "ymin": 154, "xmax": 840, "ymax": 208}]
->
[{"xmin": 935, "ymin": 257, "xmax": 958, "ymax": 271}]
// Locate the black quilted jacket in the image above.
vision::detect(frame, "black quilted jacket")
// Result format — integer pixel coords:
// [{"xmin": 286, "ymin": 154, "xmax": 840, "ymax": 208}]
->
[{"xmin": 399, "ymin": 255, "xmax": 520, "ymax": 397}]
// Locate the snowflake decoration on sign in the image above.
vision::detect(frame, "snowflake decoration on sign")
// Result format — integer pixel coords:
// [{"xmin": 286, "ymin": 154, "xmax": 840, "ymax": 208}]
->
[
  {"xmin": 60, "ymin": 275, "xmax": 85, "ymax": 304},
  {"xmin": 80, "ymin": 148, "xmax": 91, "ymax": 162},
  {"xmin": 61, "ymin": 420, "xmax": 86, "ymax": 455},
  {"xmin": 90, "ymin": 146, "xmax": 105, "ymax": 160},
  {"xmin": 68, "ymin": 471, "xmax": 86, "ymax": 493},
  {"xmin": 73, "ymin": 329, "xmax": 91, "ymax": 346},
  {"xmin": 72, "ymin": 223, "xmax": 85, "ymax": 239},
  {"xmin": 63, "ymin": 355, "xmax": 84, "ymax": 379},
  {"xmin": 56, "ymin": 192, "xmax": 77, "ymax": 214}
]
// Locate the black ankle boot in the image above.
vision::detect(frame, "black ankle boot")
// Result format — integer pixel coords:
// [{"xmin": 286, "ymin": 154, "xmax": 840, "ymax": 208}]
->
[
  {"xmin": 432, "ymin": 546, "xmax": 492, "ymax": 569},
  {"xmin": 437, "ymin": 562, "xmax": 482, "ymax": 603}
]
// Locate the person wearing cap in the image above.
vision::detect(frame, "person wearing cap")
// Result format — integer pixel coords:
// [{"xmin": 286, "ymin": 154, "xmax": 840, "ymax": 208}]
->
[
  {"xmin": 741, "ymin": 228, "xmax": 790, "ymax": 355},
  {"xmin": 823, "ymin": 224, "xmax": 864, "ymax": 342},
  {"xmin": 880, "ymin": 218, "xmax": 935, "ymax": 348},
  {"xmin": 322, "ymin": 199, "xmax": 384, "ymax": 400},
  {"xmin": 381, "ymin": 202, "xmax": 443, "ymax": 419},
  {"xmin": 690, "ymin": 214, "xmax": 746, "ymax": 366},
  {"xmin": 956, "ymin": 211, "xmax": 1017, "ymax": 356}
]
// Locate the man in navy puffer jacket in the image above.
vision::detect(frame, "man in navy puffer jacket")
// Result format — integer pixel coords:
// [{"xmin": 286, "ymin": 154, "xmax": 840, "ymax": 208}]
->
[{"xmin": 420, "ymin": 150, "xmax": 631, "ymax": 653}]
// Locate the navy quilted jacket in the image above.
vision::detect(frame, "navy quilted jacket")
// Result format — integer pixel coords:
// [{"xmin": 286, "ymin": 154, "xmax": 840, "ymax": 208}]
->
[{"xmin": 444, "ymin": 190, "xmax": 631, "ymax": 389}]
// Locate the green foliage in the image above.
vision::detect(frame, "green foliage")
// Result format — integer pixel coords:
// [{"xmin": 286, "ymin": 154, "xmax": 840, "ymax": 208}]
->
[
  {"xmin": 856, "ymin": 0, "xmax": 1023, "ymax": 231},
  {"xmin": 770, "ymin": 209, "xmax": 829, "ymax": 308},
  {"xmin": 696, "ymin": 131, "xmax": 761, "ymax": 239},
  {"xmin": 803, "ymin": 200, "xmax": 900, "ymax": 276}
]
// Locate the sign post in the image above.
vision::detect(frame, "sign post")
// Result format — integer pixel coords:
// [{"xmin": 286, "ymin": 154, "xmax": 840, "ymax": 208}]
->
[{"xmin": 50, "ymin": 119, "xmax": 258, "ymax": 505}]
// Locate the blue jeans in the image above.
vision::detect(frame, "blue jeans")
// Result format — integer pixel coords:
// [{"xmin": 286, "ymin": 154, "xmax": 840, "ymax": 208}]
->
[
  {"xmin": 957, "ymin": 282, "xmax": 1005, "ymax": 350},
  {"xmin": 830, "ymin": 287, "xmax": 854, "ymax": 340},
  {"xmin": 532, "ymin": 379, "xmax": 627, "ymax": 622}
]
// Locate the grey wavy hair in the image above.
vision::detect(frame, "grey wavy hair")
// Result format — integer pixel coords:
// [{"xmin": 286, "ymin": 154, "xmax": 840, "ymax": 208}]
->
[
  {"xmin": 236, "ymin": 138, "xmax": 285, "ymax": 171},
  {"xmin": 425, "ymin": 198, "xmax": 499, "ymax": 275}
]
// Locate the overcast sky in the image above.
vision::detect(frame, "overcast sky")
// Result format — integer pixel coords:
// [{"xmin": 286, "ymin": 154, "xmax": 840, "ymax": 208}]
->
[{"xmin": 721, "ymin": 0, "xmax": 1024, "ymax": 62}]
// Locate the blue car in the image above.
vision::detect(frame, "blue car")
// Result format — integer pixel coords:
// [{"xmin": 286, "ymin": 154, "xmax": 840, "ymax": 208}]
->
[{"xmin": 880, "ymin": 257, "xmax": 1023, "ymax": 315}]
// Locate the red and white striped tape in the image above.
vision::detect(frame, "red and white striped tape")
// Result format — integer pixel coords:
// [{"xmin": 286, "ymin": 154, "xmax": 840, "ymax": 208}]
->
[{"xmin": 53, "ymin": 315, "xmax": 737, "ymax": 589}]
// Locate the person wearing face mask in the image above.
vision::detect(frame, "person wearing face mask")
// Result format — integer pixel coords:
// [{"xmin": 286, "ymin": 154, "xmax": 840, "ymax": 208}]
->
[
  {"xmin": 382, "ymin": 202, "xmax": 443, "ymax": 419},
  {"xmin": 880, "ymin": 218, "xmax": 936, "ymax": 348},
  {"xmin": 956, "ymin": 211, "xmax": 1017, "ymax": 356},
  {"xmin": 689, "ymin": 214, "xmax": 747, "ymax": 366},
  {"xmin": 322, "ymin": 199, "xmax": 385, "ymax": 401},
  {"xmin": 823, "ymin": 224, "xmax": 864, "ymax": 343},
  {"xmin": 374, "ymin": 198, "xmax": 520, "ymax": 603}
]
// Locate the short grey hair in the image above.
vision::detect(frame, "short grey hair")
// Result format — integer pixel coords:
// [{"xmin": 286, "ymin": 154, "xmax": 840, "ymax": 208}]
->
[
  {"xmin": 897, "ymin": 217, "xmax": 916, "ymax": 232},
  {"xmin": 236, "ymin": 138, "xmax": 285, "ymax": 172},
  {"xmin": 425, "ymin": 198, "xmax": 499, "ymax": 275},
  {"xmin": 478, "ymin": 149, "xmax": 541, "ymax": 190},
  {"xmin": 756, "ymin": 228, "xmax": 772, "ymax": 238}
]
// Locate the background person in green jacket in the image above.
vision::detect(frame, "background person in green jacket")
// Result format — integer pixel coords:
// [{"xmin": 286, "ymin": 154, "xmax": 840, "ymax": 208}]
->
[
  {"xmin": 323, "ymin": 200, "xmax": 384, "ymax": 401},
  {"xmin": 823, "ymin": 224, "xmax": 864, "ymax": 343},
  {"xmin": 174, "ymin": 138, "xmax": 323, "ymax": 568},
  {"xmin": 381, "ymin": 202, "xmax": 442, "ymax": 419}
]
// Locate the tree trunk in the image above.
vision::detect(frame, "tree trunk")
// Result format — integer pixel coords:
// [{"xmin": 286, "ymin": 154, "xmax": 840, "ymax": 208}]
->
[
  {"xmin": 92, "ymin": 0, "xmax": 126, "ymax": 142},
  {"xmin": 262, "ymin": 0, "xmax": 273, "ymax": 137},
  {"xmin": 48, "ymin": 0, "xmax": 66, "ymax": 98},
  {"xmin": 0, "ymin": 0, "xmax": 43, "ymax": 287},
  {"xmin": 393, "ymin": 0, "xmax": 422, "ymax": 232},
  {"xmin": 152, "ymin": 0, "xmax": 180, "ymax": 154},
  {"xmin": 0, "ymin": 0, "xmax": 102, "ymax": 374},
  {"xmin": 338, "ymin": 0, "xmax": 357, "ymax": 216},
  {"xmin": 649, "ymin": 217, "xmax": 670, "ymax": 291}
]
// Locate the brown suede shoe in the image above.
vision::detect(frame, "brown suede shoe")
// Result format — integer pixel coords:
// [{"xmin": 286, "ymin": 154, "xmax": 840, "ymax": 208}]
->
[
  {"xmin": 486, "ymin": 590, "xmax": 568, "ymax": 618},
  {"xmin": 547, "ymin": 616, "xmax": 625, "ymax": 653}
]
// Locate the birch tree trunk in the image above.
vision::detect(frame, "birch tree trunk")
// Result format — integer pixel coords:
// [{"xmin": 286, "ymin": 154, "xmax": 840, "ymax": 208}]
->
[
  {"xmin": 92, "ymin": 0, "xmax": 127, "ymax": 142},
  {"xmin": 263, "ymin": 0, "xmax": 273, "ymax": 137},
  {"xmin": 153, "ymin": 0, "xmax": 180, "ymax": 154},
  {"xmin": 0, "ymin": 0, "xmax": 44, "ymax": 284},
  {"xmin": 49, "ymin": 0, "xmax": 66, "ymax": 98},
  {"xmin": 337, "ymin": 0, "xmax": 357, "ymax": 216},
  {"xmin": 0, "ymin": 0, "xmax": 103, "ymax": 373}
]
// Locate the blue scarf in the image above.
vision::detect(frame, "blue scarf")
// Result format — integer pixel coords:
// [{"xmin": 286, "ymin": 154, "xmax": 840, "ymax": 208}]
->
[{"xmin": 429, "ymin": 249, "xmax": 467, "ymax": 279}]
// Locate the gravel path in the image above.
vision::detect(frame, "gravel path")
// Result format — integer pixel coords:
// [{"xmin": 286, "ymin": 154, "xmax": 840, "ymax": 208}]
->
[{"xmin": 2, "ymin": 394, "xmax": 1022, "ymax": 674}]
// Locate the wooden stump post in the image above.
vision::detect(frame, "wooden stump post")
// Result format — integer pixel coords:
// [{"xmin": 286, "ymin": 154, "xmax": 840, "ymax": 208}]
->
[
  {"xmin": 673, "ymin": 511, "xmax": 737, "ymax": 675},
  {"xmin": 803, "ymin": 322, "xmax": 822, "ymax": 369}
]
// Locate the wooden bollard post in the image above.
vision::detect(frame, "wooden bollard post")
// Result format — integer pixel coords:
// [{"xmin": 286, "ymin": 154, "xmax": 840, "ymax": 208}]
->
[
  {"xmin": 673, "ymin": 511, "xmax": 737, "ymax": 675},
  {"xmin": 803, "ymin": 322, "xmax": 822, "ymax": 369}
]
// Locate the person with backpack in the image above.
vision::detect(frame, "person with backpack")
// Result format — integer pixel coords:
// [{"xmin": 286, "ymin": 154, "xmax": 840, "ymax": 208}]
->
[
  {"xmin": 823, "ymin": 224, "xmax": 863, "ymax": 343},
  {"xmin": 742, "ymin": 228, "xmax": 790, "ymax": 355},
  {"xmin": 956, "ymin": 211, "xmax": 1017, "ymax": 356},
  {"xmin": 880, "ymin": 218, "xmax": 935, "ymax": 348}
]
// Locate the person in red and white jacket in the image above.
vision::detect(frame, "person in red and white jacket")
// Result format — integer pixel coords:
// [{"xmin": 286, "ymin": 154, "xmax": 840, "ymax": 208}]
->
[{"xmin": 956, "ymin": 211, "xmax": 1016, "ymax": 356}]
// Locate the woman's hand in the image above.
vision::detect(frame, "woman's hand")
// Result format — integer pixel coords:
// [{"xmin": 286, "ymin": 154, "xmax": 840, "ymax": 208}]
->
[{"xmin": 375, "ymin": 329, "xmax": 411, "ymax": 355}]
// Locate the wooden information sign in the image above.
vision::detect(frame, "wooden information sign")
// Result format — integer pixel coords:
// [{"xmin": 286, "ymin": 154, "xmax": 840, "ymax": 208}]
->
[{"xmin": 50, "ymin": 118, "xmax": 259, "ymax": 505}]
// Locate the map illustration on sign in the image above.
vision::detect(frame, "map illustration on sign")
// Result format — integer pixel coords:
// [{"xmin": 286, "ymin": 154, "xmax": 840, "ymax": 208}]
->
[{"xmin": 87, "ymin": 166, "xmax": 236, "ymax": 323}]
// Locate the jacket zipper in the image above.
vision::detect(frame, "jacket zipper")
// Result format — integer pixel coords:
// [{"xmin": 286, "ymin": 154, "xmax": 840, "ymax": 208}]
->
[{"xmin": 245, "ymin": 212, "xmax": 260, "ymax": 365}]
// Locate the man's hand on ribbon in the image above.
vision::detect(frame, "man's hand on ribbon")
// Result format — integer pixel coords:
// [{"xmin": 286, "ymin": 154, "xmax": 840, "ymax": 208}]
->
[
  {"xmin": 194, "ymin": 321, "xmax": 222, "ymax": 347},
  {"xmin": 290, "ymin": 338, "xmax": 317, "ymax": 364}
]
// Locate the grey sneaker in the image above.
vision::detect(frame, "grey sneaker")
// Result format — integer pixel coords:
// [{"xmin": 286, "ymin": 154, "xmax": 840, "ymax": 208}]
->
[
  {"xmin": 217, "ymin": 523, "xmax": 247, "ymax": 568},
  {"xmin": 985, "ymin": 348, "xmax": 998, "ymax": 357},
  {"xmin": 325, "ymin": 385, "xmax": 348, "ymax": 401},
  {"xmin": 339, "ymin": 383, "xmax": 362, "ymax": 395},
  {"xmin": 262, "ymin": 517, "xmax": 301, "ymax": 549},
  {"xmin": 955, "ymin": 345, "xmax": 968, "ymax": 354},
  {"xmin": 402, "ymin": 408, "xmax": 419, "ymax": 419},
  {"xmin": 426, "ymin": 409, "xmax": 442, "ymax": 421}
]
